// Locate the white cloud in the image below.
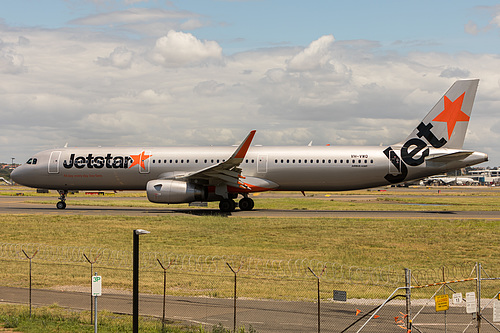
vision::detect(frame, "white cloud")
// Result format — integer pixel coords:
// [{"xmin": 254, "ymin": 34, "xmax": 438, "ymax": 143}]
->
[
  {"xmin": 69, "ymin": 8, "xmax": 206, "ymax": 37},
  {"xmin": 96, "ymin": 46, "xmax": 134, "ymax": 69},
  {"xmin": 71, "ymin": 8, "xmax": 194, "ymax": 26},
  {"xmin": 0, "ymin": 49, "xmax": 25, "ymax": 74},
  {"xmin": 149, "ymin": 30, "xmax": 222, "ymax": 67},
  {"xmin": 287, "ymin": 35, "xmax": 335, "ymax": 72},
  {"xmin": 465, "ymin": 21, "xmax": 480, "ymax": 35},
  {"xmin": 0, "ymin": 39, "xmax": 26, "ymax": 74}
]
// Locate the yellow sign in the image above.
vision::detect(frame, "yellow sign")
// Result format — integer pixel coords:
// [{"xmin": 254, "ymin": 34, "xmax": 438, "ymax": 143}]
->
[{"xmin": 435, "ymin": 294, "xmax": 450, "ymax": 312}]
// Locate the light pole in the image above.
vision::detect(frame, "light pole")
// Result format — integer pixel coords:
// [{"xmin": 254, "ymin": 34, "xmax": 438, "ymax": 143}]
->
[{"xmin": 133, "ymin": 229, "xmax": 150, "ymax": 333}]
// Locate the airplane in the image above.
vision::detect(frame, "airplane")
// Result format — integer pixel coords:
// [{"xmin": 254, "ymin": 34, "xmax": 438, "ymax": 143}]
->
[
  {"xmin": 425, "ymin": 175, "xmax": 477, "ymax": 186},
  {"xmin": 11, "ymin": 79, "xmax": 488, "ymax": 212}
]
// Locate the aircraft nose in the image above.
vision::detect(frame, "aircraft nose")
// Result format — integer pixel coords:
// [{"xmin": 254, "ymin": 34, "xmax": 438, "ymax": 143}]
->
[{"xmin": 10, "ymin": 166, "xmax": 23, "ymax": 184}]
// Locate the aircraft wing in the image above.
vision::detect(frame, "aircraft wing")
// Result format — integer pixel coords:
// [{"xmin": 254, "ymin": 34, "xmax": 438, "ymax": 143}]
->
[{"xmin": 175, "ymin": 130, "xmax": 256, "ymax": 189}]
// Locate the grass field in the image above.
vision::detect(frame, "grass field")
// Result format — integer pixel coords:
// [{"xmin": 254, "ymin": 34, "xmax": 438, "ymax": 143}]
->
[
  {"xmin": 0, "ymin": 186, "xmax": 499, "ymax": 300},
  {"xmin": 1, "ymin": 214, "xmax": 498, "ymax": 269},
  {"xmin": 1, "ymin": 186, "xmax": 499, "ymax": 268},
  {"xmin": 0, "ymin": 304, "xmax": 244, "ymax": 332}
]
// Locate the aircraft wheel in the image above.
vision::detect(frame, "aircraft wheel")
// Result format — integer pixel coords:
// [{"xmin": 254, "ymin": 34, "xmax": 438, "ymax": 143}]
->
[
  {"xmin": 219, "ymin": 199, "xmax": 236, "ymax": 212},
  {"xmin": 238, "ymin": 197, "xmax": 254, "ymax": 211},
  {"xmin": 56, "ymin": 201, "xmax": 66, "ymax": 210}
]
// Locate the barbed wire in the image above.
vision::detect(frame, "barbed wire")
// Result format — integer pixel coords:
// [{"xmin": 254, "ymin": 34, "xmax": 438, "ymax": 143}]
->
[{"xmin": 1, "ymin": 242, "xmax": 492, "ymax": 286}]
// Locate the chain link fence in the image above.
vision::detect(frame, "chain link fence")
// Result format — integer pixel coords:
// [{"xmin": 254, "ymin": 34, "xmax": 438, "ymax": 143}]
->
[{"xmin": 0, "ymin": 242, "xmax": 499, "ymax": 332}]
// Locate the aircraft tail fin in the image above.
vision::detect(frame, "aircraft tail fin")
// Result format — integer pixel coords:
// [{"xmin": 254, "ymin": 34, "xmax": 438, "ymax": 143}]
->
[{"xmin": 400, "ymin": 79, "xmax": 479, "ymax": 149}]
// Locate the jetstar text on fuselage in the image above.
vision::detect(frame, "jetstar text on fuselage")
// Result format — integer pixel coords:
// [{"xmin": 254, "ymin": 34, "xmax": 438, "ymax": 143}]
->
[{"xmin": 63, "ymin": 152, "xmax": 150, "ymax": 169}]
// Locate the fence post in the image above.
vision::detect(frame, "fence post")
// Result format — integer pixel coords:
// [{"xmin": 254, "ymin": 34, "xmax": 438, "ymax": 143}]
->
[
  {"xmin": 84, "ymin": 252, "xmax": 101, "ymax": 325},
  {"xmin": 22, "ymin": 249, "xmax": 38, "ymax": 318},
  {"xmin": 157, "ymin": 259, "xmax": 174, "ymax": 332},
  {"xmin": 226, "ymin": 262, "xmax": 242, "ymax": 333},
  {"xmin": 476, "ymin": 262, "xmax": 481, "ymax": 332},
  {"xmin": 308, "ymin": 265, "xmax": 326, "ymax": 333},
  {"xmin": 405, "ymin": 268, "xmax": 411, "ymax": 331},
  {"xmin": 442, "ymin": 266, "xmax": 448, "ymax": 332}
]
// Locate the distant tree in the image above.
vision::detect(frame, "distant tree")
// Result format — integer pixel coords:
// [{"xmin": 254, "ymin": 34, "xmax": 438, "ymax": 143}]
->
[{"xmin": 0, "ymin": 167, "xmax": 12, "ymax": 180}]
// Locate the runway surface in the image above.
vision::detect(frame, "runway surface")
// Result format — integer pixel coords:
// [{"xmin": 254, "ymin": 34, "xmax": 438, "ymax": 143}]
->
[{"xmin": 1, "ymin": 192, "xmax": 500, "ymax": 219}]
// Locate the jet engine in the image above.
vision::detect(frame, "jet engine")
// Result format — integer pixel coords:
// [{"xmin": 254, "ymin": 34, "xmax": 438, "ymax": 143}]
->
[{"xmin": 146, "ymin": 180, "xmax": 206, "ymax": 204}]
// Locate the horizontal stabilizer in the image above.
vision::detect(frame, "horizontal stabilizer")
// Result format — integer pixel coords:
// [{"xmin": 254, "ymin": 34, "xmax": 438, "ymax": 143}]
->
[{"xmin": 426, "ymin": 151, "xmax": 473, "ymax": 163}]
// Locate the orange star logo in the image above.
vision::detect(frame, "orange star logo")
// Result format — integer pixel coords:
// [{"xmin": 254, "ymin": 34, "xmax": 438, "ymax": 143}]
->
[
  {"xmin": 432, "ymin": 92, "xmax": 469, "ymax": 140},
  {"xmin": 128, "ymin": 151, "xmax": 152, "ymax": 170}
]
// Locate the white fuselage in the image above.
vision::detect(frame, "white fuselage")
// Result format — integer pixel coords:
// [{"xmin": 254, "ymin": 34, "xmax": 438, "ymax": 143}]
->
[{"xmin": 12, "ymin": 145, "xmax": 488, "ymax": 191}]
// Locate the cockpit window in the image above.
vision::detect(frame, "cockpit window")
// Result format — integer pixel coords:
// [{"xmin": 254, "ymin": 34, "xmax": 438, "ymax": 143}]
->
[
  {"xmin": 26, "ymin": 158, "xmax": 37, "ymax": 165},
  {"xmin": 32, "ymin": 158, "xmax": 37, "ymax": 165}
]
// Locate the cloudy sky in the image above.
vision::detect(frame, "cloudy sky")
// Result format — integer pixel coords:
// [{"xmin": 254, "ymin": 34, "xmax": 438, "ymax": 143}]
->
[{"xmin": 1, "ymin": 0, "xmax": 500, "ymax": 166}]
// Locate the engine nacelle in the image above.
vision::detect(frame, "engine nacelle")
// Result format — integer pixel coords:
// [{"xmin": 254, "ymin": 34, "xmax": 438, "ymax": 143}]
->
[{"xmin": 146, "ymin": 180, "xmax": 206, "ymax": 204}]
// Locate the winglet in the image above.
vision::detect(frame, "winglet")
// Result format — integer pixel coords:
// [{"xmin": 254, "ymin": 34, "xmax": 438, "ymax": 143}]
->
[{"xmin": 231, "ymin": 130, "xmax": 256, "ymax": 160}]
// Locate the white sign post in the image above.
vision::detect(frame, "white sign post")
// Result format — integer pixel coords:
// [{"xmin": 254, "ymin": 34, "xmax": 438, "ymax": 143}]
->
[
  {"xmin": 466, "ymin": 292, "xmax": 477, "ymax": 314},
  {"xmin": 92, "ymin": 274, "xmax": 102, "ymax": 333},
  {"xmin": 92, "ymin": 275, "xmax": 102, "ymax": 296},
  {"xmin": 493, "ymin": 299, "xmax": 500, "ymax": 323},
  {"xmin": 452, "ymin": 293, "xmax": 463, "ymax": 305}
]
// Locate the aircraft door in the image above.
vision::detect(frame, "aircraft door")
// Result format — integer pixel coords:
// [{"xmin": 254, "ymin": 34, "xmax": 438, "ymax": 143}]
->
[
  {"xmin": 48, "ymin": 151, "xmax": 62, "ymax": 174},
  {"xmin": 139, "ymin": 150, "xmax": 151, "ymax": 174},
  {"xmin": 388, "ymin": 150, "xmax": 402, "ymax": 175},
  {"xmin": 257, "ymin": 155, "xmax": 268, "ymax": 173}
]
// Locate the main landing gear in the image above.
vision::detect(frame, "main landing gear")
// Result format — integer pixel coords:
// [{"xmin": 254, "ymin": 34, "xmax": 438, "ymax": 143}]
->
[
  {"xmin": 56, "ymin": 190, "xmax": 67, "ymax": 209},
  {"xmin": 218, "ymin": 197, "xmax": 255, "ymax": 213}
]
